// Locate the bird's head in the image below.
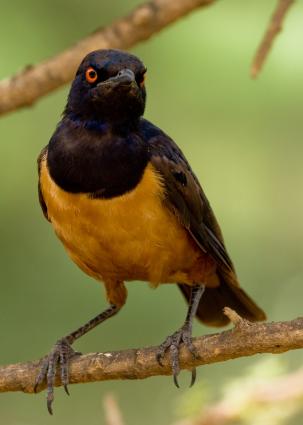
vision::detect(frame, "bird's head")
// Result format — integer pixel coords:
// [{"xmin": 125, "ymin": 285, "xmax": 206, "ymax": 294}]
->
[{"xmin": 65, "ymin": 49, "xmax": 147, "ymax": 126}]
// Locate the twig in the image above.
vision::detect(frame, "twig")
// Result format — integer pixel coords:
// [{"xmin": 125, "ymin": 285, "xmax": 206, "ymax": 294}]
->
[
  {"xmin": 0, "ymin": 0, "xmax": 215, "ymax": 117},
  {"xmin": 251, "ymin": 0, "xmax": 295, "ymax": 78},
  {"xmin": 103, "ymin": 394, "xmax": 125, "ymax": 425},
  {"xmin": 0, "ymin": 312, "xmax": 303, "ymax": 394}
]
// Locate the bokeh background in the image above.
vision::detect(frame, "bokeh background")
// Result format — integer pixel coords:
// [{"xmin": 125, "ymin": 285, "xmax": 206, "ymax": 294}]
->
[{"xmin": 1, "ymin": 0, "xmax": 303, "ymax": 424}]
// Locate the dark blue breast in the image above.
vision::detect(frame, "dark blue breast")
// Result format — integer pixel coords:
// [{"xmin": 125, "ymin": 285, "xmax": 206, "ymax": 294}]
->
[{"xmin": 47, "ymin": 118, "xmax": 149, "ymax": 199}]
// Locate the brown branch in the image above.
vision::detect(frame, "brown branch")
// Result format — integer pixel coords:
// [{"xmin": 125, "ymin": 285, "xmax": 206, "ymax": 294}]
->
[
  {"xmin": 0, "ymin": 310, "xmax": 303, "ymax": 394},
  {"xmin": 251, "ymin": 0, "xmax": 295, "ymax": 78},
  {"xmin": 0, "ymin": 0, "xmax": 215, "ymax": 117}
]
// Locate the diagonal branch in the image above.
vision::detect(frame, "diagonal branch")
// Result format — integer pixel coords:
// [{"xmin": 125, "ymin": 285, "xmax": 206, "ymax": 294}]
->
[
  {"xmin": 251, "ymin": 0, "xmax": 295, "ymax": 78},
  {"xmin": 0, "ymin": 0, "xmax": 215, "ymax": 117},
  {"xmin": 0, "ymin": 309, "xmax": 303, "ymax": 395}
]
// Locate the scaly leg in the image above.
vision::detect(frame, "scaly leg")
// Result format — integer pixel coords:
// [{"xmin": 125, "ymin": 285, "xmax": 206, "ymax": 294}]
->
[
  {"xmin": 35, "ymin": 304, "xmax": 120, "ymax": 414},
  {"xmin": 156, "ymin": 284, "xmax": 205, "ymax": 387}
]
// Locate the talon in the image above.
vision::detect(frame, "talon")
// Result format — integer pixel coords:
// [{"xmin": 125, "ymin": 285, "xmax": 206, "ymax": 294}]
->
[
  {"xmin": 173, "ymin": 373, "xmax": 180, "ymax": 388},
  {"xmin": 34, "ymin": 357, "xmax": 49, "ymax": 392},
  {"xmin": 35, "ymin": 338, "xmax": 76, "ymax": 414},
  {"xmin": 34, "ymin": 378, "xmax": 42, "ymax": 393},
  {"xmin": 47, "ymin": 395, "xmax": 54, "ymax": 415},
  {"xmin": 190, "ymin": 368, "xmax": 197, "ymax": 387},
  {"xmin": 157, "ymin": 323, "xmax": 197, "ymax": 388}
]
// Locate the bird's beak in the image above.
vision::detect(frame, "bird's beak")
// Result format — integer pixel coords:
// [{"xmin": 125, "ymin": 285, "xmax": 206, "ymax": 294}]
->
[{"xmin": 98, "ymin": 68, "xmax": 136, "ymax": 90}]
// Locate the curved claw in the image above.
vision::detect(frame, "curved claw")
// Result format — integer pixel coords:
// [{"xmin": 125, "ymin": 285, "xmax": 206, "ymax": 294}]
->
[
  {"xmin": 47, "ymin": 394, "xmax": 54, "ymax": 415},
  {"xmin": 64, "ymin": 384, "xmax": 70, "ymax": 396},
  {"xmin": 190, "ymin": 368, "xmax": 197, "ymax": 388},
  {"xmin": 34, "ymin": 357, "xmax": 49, "ymax": 393},
  {"xmin": 173, "ymin": 373, "xmax": 180, "ymax": 388},
  {"xmin": 34, "ymin": 338, "xmax": 76, "ymax": 414},
  {"xmin": 157, "ymin": 324, "xmax": 197, "ymax": 388}
]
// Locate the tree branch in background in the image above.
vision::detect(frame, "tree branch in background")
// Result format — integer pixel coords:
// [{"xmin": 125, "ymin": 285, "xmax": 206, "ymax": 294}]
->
[
  {"xmin": 251, "ymin": 0, "xmax": 295, "ymax": 78},
  {"xmin": 103, "ymin": 394, "xmax": 126, "ymax": 425},
  {"xmin": 0, "ymin": 0, "xmax": 215, "ymax": 117},
  {"xmin": 0, "ymin": 309, "xmax": 303, "ymax": 395}
]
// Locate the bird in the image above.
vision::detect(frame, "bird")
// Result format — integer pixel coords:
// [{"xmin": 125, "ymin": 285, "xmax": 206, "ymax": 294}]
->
[{"xmin": 36, "ymin": 49, "xmax": 266, "ymax": 414}]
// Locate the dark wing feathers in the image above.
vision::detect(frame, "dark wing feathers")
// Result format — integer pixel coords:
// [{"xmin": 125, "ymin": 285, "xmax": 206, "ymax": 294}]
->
[
  {"xmin": 149, "ymin": 134, "xmax": 234, "ymax": 273},
  {"xmin": 147, "ymin": 128, "xmax": 266, "ymax": 324}
]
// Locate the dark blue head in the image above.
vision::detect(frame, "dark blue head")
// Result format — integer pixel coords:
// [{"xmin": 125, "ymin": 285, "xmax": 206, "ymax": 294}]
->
[{"xmin": 65, "ymin": 49, "xmax": 147, "ymax": 125}]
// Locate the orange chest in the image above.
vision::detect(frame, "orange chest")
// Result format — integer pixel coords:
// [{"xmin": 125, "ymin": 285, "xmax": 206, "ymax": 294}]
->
[{"xmin": 39, "ymin": 158, "xmax": 201, "ymax": 284}]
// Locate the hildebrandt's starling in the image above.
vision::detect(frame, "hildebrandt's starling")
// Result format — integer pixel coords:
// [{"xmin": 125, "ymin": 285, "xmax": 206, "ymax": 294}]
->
[{"xmin": 36, "ymin": 49, "xmax": 266, "ymax": 413}]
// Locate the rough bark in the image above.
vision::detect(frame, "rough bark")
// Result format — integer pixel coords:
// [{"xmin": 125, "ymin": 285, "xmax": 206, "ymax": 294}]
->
[{"xmin": 0, "ymin": 309, "xmax": 302, "ymax": 395}]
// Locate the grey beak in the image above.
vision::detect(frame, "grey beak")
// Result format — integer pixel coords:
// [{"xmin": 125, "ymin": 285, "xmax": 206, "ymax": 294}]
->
[
  {"xmin": 98, "ymin": 68, "xmax": 136, "ymax": 88},
  {"xmin": 115, "ymin": 69, "xmax": 136, "ymax": 84}
]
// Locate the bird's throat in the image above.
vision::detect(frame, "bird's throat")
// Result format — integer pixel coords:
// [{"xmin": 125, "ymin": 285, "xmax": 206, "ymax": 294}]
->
[{"xmin": 47, "ymin": 117, "xmax": 149, "ymax": 198}]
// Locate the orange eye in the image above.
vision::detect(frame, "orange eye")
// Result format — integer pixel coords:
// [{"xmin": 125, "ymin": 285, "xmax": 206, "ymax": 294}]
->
[{"xmin": 85, "ymin": 67, "xmax": 98, "ymax": 84}]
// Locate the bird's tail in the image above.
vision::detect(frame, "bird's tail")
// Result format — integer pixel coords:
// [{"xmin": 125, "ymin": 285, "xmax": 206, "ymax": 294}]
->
[{"xmin": 178, "ymin": 269, "xmax": 266, "ymax": 327}]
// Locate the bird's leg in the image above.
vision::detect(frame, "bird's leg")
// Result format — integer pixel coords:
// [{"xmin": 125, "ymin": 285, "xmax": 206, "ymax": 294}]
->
[
  {"xmin": 35, "ymin": 304, "xmax": 120, "ymax": 414},
  {"xmin": 156, "ymin": 284, "xmax": 205, "ymax": 388}
]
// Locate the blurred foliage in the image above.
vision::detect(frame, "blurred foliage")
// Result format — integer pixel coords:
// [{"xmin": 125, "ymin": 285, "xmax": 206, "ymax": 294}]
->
[
  {"xmin": 1, "ymin": 0, "xmax": 303, "ymax": 424},
  {"xmin": 176, "ymin": 359, "xmax": 303, "ymax": 425},
  {"xmin": 174, "ymin": 379, "xmax": 212, "ymax": 419}
]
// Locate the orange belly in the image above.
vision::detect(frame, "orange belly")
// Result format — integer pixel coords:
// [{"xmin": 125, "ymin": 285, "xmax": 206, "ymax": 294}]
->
[{"xmin": 40, "ymin": 158, "xmax": 217, "ymax": 289}]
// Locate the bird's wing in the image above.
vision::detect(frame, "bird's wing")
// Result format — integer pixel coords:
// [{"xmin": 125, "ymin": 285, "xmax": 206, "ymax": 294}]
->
[
  {"xmin": 148, "ymin": 131, "xmax": 235, "ymax": 275},
  {"xmin": 37, "ymin": 146, "xmax": 50, "ymax": 222}
]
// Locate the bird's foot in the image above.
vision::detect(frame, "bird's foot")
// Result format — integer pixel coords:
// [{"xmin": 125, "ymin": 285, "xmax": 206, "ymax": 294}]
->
[
  {"xmin": 34, "ymin": 338, "xmax": 80, "ymax": 415},
  {"xmin": 156, "ymin": 323, "xmax": 198, "ymax": 388}
]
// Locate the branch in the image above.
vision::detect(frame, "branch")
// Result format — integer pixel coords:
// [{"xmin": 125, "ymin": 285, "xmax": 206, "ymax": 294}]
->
[
  {"xmin": 0, "ymin": 0, "xmax": 215, "ymax": 117},
  {"xmin": 1, "ymin": 309, "xmax": 303, "ymax": 394},
  {"xmin": 251, "ymin": 0, "xmax": 295, "ymax": 78}
]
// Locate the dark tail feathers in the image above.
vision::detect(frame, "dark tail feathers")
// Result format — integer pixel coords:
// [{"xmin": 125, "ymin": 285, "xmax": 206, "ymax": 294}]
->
[{"xmin": 178, "ymin": 271, "xmax": 266, "ymax": 327}]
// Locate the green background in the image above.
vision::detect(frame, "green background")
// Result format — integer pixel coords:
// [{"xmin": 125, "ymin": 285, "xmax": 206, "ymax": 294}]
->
[{"xmin": 1, "ymin": 0, "xmax": 303, "ymax": 424}]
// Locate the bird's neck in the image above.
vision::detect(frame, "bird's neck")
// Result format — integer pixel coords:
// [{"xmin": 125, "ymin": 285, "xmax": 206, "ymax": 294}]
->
[
  {"xmin": 66, "ymin": 112, "xmax": 110, "ymax": 132},
  {"xmin": 65, "ymin": 111, "xmax": 140, "ymax": 135}
]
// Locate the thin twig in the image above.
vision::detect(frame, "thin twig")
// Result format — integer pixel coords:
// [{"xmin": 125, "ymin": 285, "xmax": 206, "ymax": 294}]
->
[
  {"xmin": 251, "ymin": 0, "xmax": 295, "ymax": 78},
  {"xmin": 0, "ymin": 0, "xmax": 215, "ymax": 117},
  {"xmin": 103, "ymin": 394, "xmax": 125, "ymax": 425},
  {"xmin": 0, "ymin": 312, "xmax": 303, "ymax": 394}
]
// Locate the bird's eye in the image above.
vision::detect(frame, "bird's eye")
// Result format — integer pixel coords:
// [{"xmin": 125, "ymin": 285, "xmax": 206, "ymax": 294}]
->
[
  {"xmin": 136, "ymin": 71, "xmax": 147, "ymax": 87},
  {"xmin": 85, "ymin": 67, "xmax": 98, "ymax": 84}
]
